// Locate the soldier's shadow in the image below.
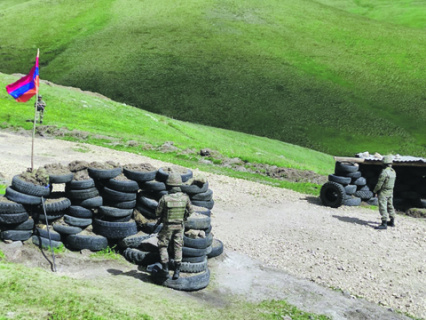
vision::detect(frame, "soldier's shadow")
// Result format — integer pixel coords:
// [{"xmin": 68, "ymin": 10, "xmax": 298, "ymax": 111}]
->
[
  {"xmin": 332, "ymin": 215, "xmax": 379, "ymax": 228},
  {"xmin": 107, "ymin": 266, "xmax": 153, "ymax": 283}
]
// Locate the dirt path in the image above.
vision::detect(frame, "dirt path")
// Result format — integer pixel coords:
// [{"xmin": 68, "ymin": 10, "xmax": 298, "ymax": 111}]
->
[{"xmin": 0, "ymin": 131, "xmax": 424, "ymax": 320}]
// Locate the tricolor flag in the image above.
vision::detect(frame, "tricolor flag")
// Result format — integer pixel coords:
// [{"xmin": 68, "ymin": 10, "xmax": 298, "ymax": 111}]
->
[{"xmin": 6, "ymin": 54, "xmax": 39, "ymax": 102}]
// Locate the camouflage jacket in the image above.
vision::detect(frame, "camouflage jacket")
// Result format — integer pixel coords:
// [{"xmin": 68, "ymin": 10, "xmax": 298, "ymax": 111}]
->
[
  {"xmin": 373, "ymin": 167, "xmax": 396, "ymax": 196},
  {"xmin": 35, "ymin": 99, "xmax": 46, "ymax": 111},
  {"xmin": 155, "ymin": 192, "xmax": 194, "ymax": 224}
]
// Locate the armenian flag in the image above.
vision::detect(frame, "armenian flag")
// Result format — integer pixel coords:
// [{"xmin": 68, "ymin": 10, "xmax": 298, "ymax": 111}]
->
[{"xmin": 6, "ymin": 54, "xmax": 39, "ymax": 102}]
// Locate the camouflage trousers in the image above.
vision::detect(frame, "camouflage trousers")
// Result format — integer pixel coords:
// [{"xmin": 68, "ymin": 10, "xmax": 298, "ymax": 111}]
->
[
  {"xmin": 158, "ymin": 223, "xmax": 184, "ymax": 264},
  {"xmin": 378, "ymin": 193, "xmax": 395, "ymax": 222},
  {"xmin": 36, "ymin": 109, "xmax": 44, "ymax": 123}
]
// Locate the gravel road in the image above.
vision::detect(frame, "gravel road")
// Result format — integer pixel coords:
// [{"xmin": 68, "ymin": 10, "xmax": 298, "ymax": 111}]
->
[{"xmin": 0, "ymin": 131, "xmax": 424, "ymax": 320}]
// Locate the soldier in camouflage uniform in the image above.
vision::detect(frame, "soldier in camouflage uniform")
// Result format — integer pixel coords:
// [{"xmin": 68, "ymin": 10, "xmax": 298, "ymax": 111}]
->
[
  {"xmin": 35, "ymin": 95, "xmax": 46, "ymax": 124},
  {"xmin": 155, "ymin": 172, "xmax": 194, "ymax": 279},
  {"xmin": 373, "ymin": 155, "xmax": 396, "ymax": 230}
]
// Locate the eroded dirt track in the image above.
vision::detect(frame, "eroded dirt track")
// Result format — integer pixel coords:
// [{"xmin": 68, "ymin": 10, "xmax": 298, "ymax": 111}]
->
[{"xmin": 0, "ymin": 131, "xmax": 424, "ymax": 320}]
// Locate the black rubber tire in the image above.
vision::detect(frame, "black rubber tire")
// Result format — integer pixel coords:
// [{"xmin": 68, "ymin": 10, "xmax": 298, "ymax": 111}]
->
[
  {"xmin": 190, "ymin": 199, "xmax": 214, "ymax": 210},
  {"xmin": 343, "ymin": 197, "xmax": 362, "ymax": 206},
  {"xmin": 354, "ymin": 190, "xmax": 374, "ymax": 201},
  {"xmin": 123, "ymin": 168, "xmax": 158, "ymax": 182},
  {"xmin": 92, "ymin": 219, "xmax": 138, "ymax": 239},
  {"xmin": 140, "ymin": 180, "xmax": 166, "ymax": 192},
  {"xmin": 183, "ymin": 246, "xmax": 211, "ymax": 258},
  {"xmin": 1, "ymin": 230, "xmax": 32, "ymax": 241},
  {"xmin": 123, "ymin": 248, "xmax": 160, "ymax": 265},
  {"xmin": 104, "ymin": 199, "xmax": 136, "ymax": 209},
  {"xmin": 102, "ymin": 187, "xmax": 137, "ymax": 202},
  {"xmin": 180, "ymin": 181, "xmax": 209, "ymax": 194},
  {"xmin": 0, "ymin": 196, "xmax": 26, "ymax": 214},
  {"xmin": 320, "ymin": 181, "xmax": 346, "ymax": 208},
  {"xmin": 105, "ymin": 178, "xmax": 139, "ymax": 193},
  {"xmin": 185, "ymin": 215, "xmax": 211, "ymax": 230},
  {"xmin": 352, "ymin": 177, "xmax": 367, "ymax": 186},
  {"xmin": 12, "ymin": 175, "xmax": 50, "ymax": 197},
  {"xmin": 34, "ymin": 227, "xmax": 62, "ymax": 241},
  {"xmin": 172, "ymin": 257, "xmax": 208, "ymax": 273},
  {"xmin": 88, "ymin": 167, "xmax": 122, "ymax": 180},
  {"xmin": 68, "ymin": 206, "xmax": 93, "ymax": 218},
  {"xmin": 72, "ymin": 196, "xmax": 103, "ymax": 208},
  {"xmin": 6, "ymin": 187, "xmax": 42, "ymax": 205},
  {"xmin": 99, "ymin": 206, "xmax": 133, "ymax": 218},
  {"xmin": 183, "ymin": 255, "xmax": 207, "ymax": 263},
  {"xmin": 53, "ymin": 223, "xmax": 83, "ymax": 235},
  {"xmin": 0, "ymin": 211, "xmax": 29, "ymax": 225},
  {"xmin": 63, "ymin": 215, "xmax": 92, "ymax": 227},
  {"xmin": 32, "ymin": 235, "xmax": 63, "ymax": 248},
  {"xmin": 137, "ymin": 193, "xmax": 158, "ymax": 210},
  {"xmin": 36, "ymin": 213, "xmax": 64, "ymax": 223},
  {"xmin": 190, "ymin": 189, "xmax": 213, "ymax": 201},
  {"xmin": 334, "ymin": 161, "xmax": 359, "ymax": 174},
  {"xmin": 43, "ymin": 197, "xmax": 71, "ymax": 213},
  {"xmin": 136, "ymin": 205, "xmax": 157, "ymax": 220},
  {"xmin": 49, "ymin": 173, "xmax": 74, "ymax": 184},
  {"xmin": 344, "ymin": 185, "xmax": 357, "ymax": 195},
  {"xmin": 193, "ymin": 206, "xmax": 211, "ymax": 217},
  {"xmin": 328, "ymin": 174, "xmax": 351, "ymax": 186},
  {"xmin": 66, "ymin": 187, "xmax": 99, "ymax": 200},
  {"xmin": 118, "ymin": 232, "xmax": 150, "ymax": 249},
  {"xmin": 345, "ymin": 171, "xmax": 362, "ymax": 179},
  {"xmin": 183, "ymin": 233, "xmax": 213, "ymax": 249},
  {"xmin": 358, "ymin": 185, "xmax": 370, "ymax": 191},
  {"xmin": 151, "ymin": 267, "xmax": 210, "ymax": 291},
  {"xmin": 207, "ymin": 238, "xmax": 224, "ymax": 258},
  {"xmin": 12, "ymin": 218, "xmax": 34, "ymax": 230},
  {"xmin": 156, "ymin": 167, "xmax": 193, "ymax": 183},
  {"xmin": 98, "ymin": 214, "xmax": 132, "ymax": 222},
  {"xmin": 65, "ymin": 233, "xmax": 108, "ymax": 251},
  {"xmin": 66, "ymin": 178, "xmax": 95, "ymax": 190}
]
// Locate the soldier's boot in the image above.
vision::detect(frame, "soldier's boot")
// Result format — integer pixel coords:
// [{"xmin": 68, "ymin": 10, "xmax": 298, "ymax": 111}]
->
[
  {"xmin": 172, "ymin": 263, "xmax": 181, "ymax": 280},
  {"xmin": 387, "ymin": 217, "xmax": 395, "ymax": 227},
  {"xmin": 375, "ymin": 220, "xmax": 387, "ymax": 230},
  {"xmin": 161, "ymin": 263, "xmax": 169, "ymax": 277}
]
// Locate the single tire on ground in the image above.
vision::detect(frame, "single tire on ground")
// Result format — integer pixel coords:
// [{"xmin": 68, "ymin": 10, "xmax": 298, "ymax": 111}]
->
[
  {"xmin": 320, "ymin": 181, "xmax": 346, "ymax": 208},
  {"xmin": 151, "ymin": 267, "xmax": 210, "ymax": 291},
  {"xmin": 208, "ymin": 238, "xmax": 224, "ymax": 258}
]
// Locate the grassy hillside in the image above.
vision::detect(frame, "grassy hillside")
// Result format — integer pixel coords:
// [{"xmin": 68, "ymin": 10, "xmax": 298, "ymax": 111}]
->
[
  {"xmin": 0, "ymin": 0, "xmax": 425, "ymax": 157},
  {"xmin": 0, "ymin": 72, "xmax": 333, "ymax": 195}
]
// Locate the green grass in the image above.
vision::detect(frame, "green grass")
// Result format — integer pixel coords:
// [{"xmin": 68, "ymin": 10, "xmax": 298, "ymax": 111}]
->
[
  {"xmin": 0, "ymin": 184, "xmax": 5, "ymax": 196},
  {"xmin": 0, "ymin": 259, "xmax": 331, "ymax": 320},
  {"xmin": 0, "ymin": 72, "xmax": 334, "ymax": 195},
  {"xmin": 90, "ymin": 246, "xmax": 122, "ymax": 260},
  {"xmin": 0, "ymin": 0, "xmax": 424, "ymax": 157}
]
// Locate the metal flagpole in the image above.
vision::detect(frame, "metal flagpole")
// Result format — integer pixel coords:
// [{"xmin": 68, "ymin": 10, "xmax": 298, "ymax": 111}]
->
[{"xmin": 31, "ymin": 48, "xmax": 40, "ymax": 172}]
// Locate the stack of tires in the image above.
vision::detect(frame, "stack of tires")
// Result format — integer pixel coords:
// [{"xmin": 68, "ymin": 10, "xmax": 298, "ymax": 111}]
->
[
  {"xmin": 320, "ymin": 161, "xmax": 376, "ymax": 208},
  {"xmin": 3, "ymin": 174, "xmax": 50, "ymax": 243},
  {"xmin": 0, "ymin": 196, "xmax": 33, "ymax": 242},
  {"xmin": 88, "ymin": 166, "xmax": 139, "ymax": 243},
  {"xmin": 181, "ymin": 177, "xmax": 215, "ymax": 210}
]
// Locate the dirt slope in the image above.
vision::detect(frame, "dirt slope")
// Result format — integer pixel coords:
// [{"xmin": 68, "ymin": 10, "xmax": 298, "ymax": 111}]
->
[{"xmin": 0, "ymin": 130, "xmax": 424, "ymax": 320}]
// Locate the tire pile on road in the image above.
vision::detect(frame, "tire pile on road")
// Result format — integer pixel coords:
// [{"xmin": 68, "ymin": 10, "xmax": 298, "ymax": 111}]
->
[
  {"xmin": 320, "ymin": 161, "xmax": 377, "ymax": 208},
  {"xmin": 0, "ymin": 162, "xmax": 224, "ymax": 291}
]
